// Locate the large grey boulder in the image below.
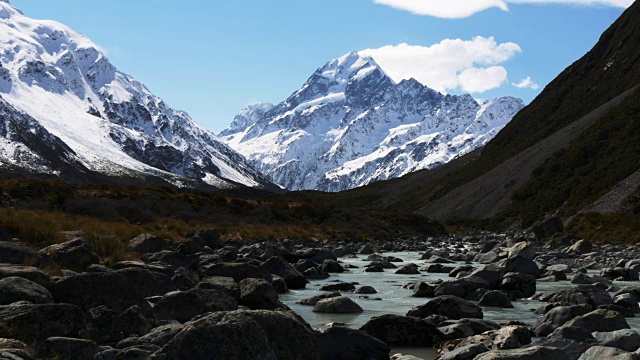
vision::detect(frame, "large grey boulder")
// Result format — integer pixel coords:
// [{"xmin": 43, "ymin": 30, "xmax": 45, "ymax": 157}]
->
[
  {"xmin": 0, "ymin": 304, "xmax": 85, "ymax": 343},
  {"xmin": 439, "ymin": 344, "xmax": 489, "ymax": 360},
  {"xmin": 153, "ymin": 288, "xmax": 237, "ymax": 323},
  {"xmin": 239, "ymin": 278, "xmax": 282, "ymax": 310},
  {"xmin": 51, "ymin": 271, "xmax": 147, "ymax": 313},
  {"xmin": 563, "ymin": 309, "xmax": 630, "ymax": 333},
  {"xmin": 406, "ymin": 296, "xmax": 483, "ymax": 320},
  {"xmin": 475, "ymin": 346, "xmax": 568, "ymax": 360},
  {"xmin": 36, "ymin": 337, "xmax": 98, "ymax": 360},
  {"xmin": 297, "ymin": 292, "xmax": 341, "ymax": 306},
  {"xmin": 150, "ymin": 310, "xmax": 320, "ymax": 360},
  {"xmin": 260, "ymin": 256, "xmax": 307, "ymax": 289},
  {"xmin": 549, "ymin": 285, "xmax": 613, "ymax": 310},
  {"xmin": 0, "ymin": 265, "xmax": 51, "ymax": 287},
  {"xmin": 316, "ymin": 326, "xmax": 389, "ymax": 360},
  {"xmin": 592, "ymin": 329, "xmax": 640, "ymax": 352},
  {"xmin": 569, "ymin": 240, "xmax": 593, "ymax": 255},
  {"xmin": 128, "ymin": 234, "xmax": 172, "ymax": 254},
  {"xmin": 577, "ymin": 346, "xmax": 637, "ymax": 360},
  {"xmin": 115, "ymin": 267, "xmax": 176, "ymax": 298},
  {"xmin": 0, "ymin": 277, "xmax": 52, "ymax": 305},
  {"xmin": 0, "ymin": 241, "xmax": 41, "ymax": 266},
  {"xmin": 509, "ymin": 242, "xmax": 536, "ymax": 260},
  {"xmin": 360, "ymin": 314, "xmax": 446, "ymax": 347},
  {"xmin": 198, "ymin": 262, "xmax": 266, "ymax": 282},
  {"xmin": 456, "ymin": 325, "xmax": 531, "ymax": 351},
  {"xmin": 478, "ymin": 291, "xmax": 513, "ymax": 308},
  {"xmin": 533, "ymin": 305, "xmax": 591, "ymax": 337},
  {"xmin": 39, "ymin": 238, "xmax": 100, "ymax": 272},
  {"xmin": 196, "ymin": 276, "xmax": 240, "ymax": 300},
  {"xmin": 469, "ymin": 266, "xmax": 504, "ymax": 290},
  {"xmin": 434, "ymin": 277, "xmax": 489, "ymax": 298},
  {"xmin": 502, "ymin": 256, "xmax": 540, "ymax": 278},
  {"xmin": 501, "ymin": 272, "xmax": 536, "ymax": 299},
  {"xmin": 313, "ymin": 296, "xmax": 363, "ymax": 314}
]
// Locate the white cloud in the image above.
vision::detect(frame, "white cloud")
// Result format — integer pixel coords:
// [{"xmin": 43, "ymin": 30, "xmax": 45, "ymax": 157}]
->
[
  {"xmin": 360, "ymin": 36, "xmax": 521, "ymax": 94},
  {"xmin": 458, "ymin": 66, "xmax": 509, "ymax": 93},
  {"xmin": 512, "ymin": 76, "xmax": 540, "ymax": 89},
  {"xmin": 373, "ymin": 0, "xmax": 633, "ymax": 19}
]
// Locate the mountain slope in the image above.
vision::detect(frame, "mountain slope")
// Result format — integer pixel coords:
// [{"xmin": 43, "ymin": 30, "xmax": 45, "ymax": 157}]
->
[
  {"xmin": 220, "ymin": 52, "xmax": 524, "ymax": 192},
  {"xmin": 327, "ymin": 0, "xmax": 640, "ymax": 227},
  {"xmin": 0, "ymin": 1, "xmax": 275, "ymax": 190}
]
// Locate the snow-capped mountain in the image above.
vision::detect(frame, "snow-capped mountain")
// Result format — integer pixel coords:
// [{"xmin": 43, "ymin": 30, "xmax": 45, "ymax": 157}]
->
[
  {"xmin": 0, "ymin": 1, "xmax": 275, "ymax": 190},
  {"xmin": 220, "ymin": 51, "xmax": 525, "ymax": 192}
]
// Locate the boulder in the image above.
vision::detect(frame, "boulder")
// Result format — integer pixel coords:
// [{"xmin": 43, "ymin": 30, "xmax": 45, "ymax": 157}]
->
[
  {"xmin": 313, "ymin": 296, "xmax": 363, "ymax": 314},
  {"xmin": 360, "ymin": 315, "xmax": 446, "ymax": 347},
  {"xmin": 150, "ymin": 310, "xmax": 320, "ymax": 360},
  {"xmin": 320, "ymin": 282, "xmax": 356, "ymax": 292},
  {"xmin": 475, "ymin": 346, "xmax": 567, "ymax": 360},
  {"xmin": 0, "ymin": 265, "xmax": 51, "ymax": 287},
  {"xmin": 534, "ymin": 217, "xmax": 564, "ymax": 240},
  {"xmin": 475, "ymin": 252, "xmax": 499, "ymax": 264},
  {"xmin": 406, "ymin": 296, "xmax": 483, "ymax": 320},
  {"xmin": 260, "ymin": 256, "xmax": 307, "ymax": 289},
  {"xmin": 577, "ymin": 346, "xmax": 636, "ymax": 360},
  {"xmin": 478, "ymin": 291, "xmax": 513, "ymax": 308},
  {"xmin": 469, "ymin": 266, "xmax": 504, "ymax": 290},
  {"xmin": 135, "ymin": 324, "xmax": 183, "ymax": 347},
  {"xmin": 172, "ymin": 267, "xmax": 199, "ymax": 291},
  {"xmin": 127, "ymin": 234, "xmax": 172, "ymax": 254},
  {"xmin": 395, "ymin": 264, "xmax": 420, "ymax": 275},
  {"xmin": 600, "ymin": 268, "xmax": 639, "ymax": 281},
  {"xmin": 435, "ymin": 276, "xmax": 489, "ymax": 298},
  {"xmin": 412, "ymin": 282, "xmax": 435, "ymax": 298},
  {"xmin": 509, "ymin": 242, "xmax": 536, "ymax": 260},
  {"xmin": 153, "ymin": 288, "xmax": 237, "ymax": 323},
  {"xmin": 500, "ymin": 272, "xmax": 536, "ymax": 299},
  {"xmin": 563, "ymin": 309, "xmax": 629, "ymax": 333},
  {"xmin": 456, "ymin": 325, "xmax": 531, "ymax": 350},
  {"xmin": 321, "ymin": 259, "xmax": 345, "ymax": 273},
  {"xmin": 0, "ymin": 277, "xmax": 52, "ymax": 305},
  {"xmin": 502, "ymin": 257, "xmax": 540, "ymax": 278},
  {"xmin": 569, "ymin": 240, "xmax": 593, "ymax": 255},
  {"xmin": 50, "ymin": 271, "xmax": 147, "ymax": 313},
  {"xmin": 0, "ymin": 303, "xmax": 85, "ymax": 343},
  {"xmin": 533, "ymin": 305, "xmax": 591, "ymax": 337},
  {"xmin": 316, "ymin": 326, "xmax": 389, "ymax": 360},
  {"xmin": 198, "ymin": 262, "xmax": 266, "ymax": 282},
  {"xmin": 297, "ymin": 292, "xmax": 341, "ymax": 306},
  {"xmin": 549, "ymin": 285, "xmax": 613, "ymax": 310},
  {"xmin": 0, "ymin": 241, "xmax": 41, "ymax": 266},
  {"xmin": 196, "ymin": 276, "xmax": 240, "ymax": 300},
  {"xmin": 239, "ymin": 278, "xmax": 282, "ymax": 310},
  {"xmin": 355, "ymin": 286, "xmax": 377, "ymax": 294},
  {"xmin": 592, "ymin": 329, "xmax": 640, "ymax": 352},
  {"xmin": 439, "ymin": 344, "xmax": 489, "ymax": 360},
  {"xmin": 613, "ymin": 293, "xmax": 640, "ymax": 314},
  {"xmin": 38, "ymin": 238, "xmax": 100, "ymax": 272},
  {"xmin": 115, "ymin": 267, "xmax": 176, "ymax": 298},
  {"xmin": 36, "ymin": 337, "xmax": 98, "ymax": 360}
]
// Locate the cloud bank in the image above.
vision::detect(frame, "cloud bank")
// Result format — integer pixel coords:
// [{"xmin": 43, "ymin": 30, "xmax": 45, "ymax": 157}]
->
[
  {"xmin": 360, "ymin": 36, "xmax": 521, "ymax": 94},
  {"xmin": 373, "ymin": 0, "xmax": 633, "ymax": 19}
]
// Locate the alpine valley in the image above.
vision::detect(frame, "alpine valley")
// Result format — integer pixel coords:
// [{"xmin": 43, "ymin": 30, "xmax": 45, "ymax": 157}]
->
[
  {"xmin": 220, "ymin": 52, "xmax": 524, "ymax": 192},
  {"xmin": 0, "ymin": 0, "xmax": 276, "ymax": 190}
]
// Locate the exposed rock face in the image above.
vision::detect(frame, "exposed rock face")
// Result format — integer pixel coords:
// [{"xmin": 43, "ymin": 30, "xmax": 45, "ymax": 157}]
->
[
  {"xmin": 220, "ymin": 51, "xmax": 524, "ymax": 192},
  {"xmin": 150, "ymin": 310, "xmax": 320, "ymax": 360},
  {"xmin": 38, "ymin": 238, "xmax": 100, "ymax": 272}
]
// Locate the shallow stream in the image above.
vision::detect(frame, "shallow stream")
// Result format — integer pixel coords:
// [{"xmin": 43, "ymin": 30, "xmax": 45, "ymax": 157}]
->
[{"xmin": 280, "ymin": 252, "xmax": 640, "ymax": 359}]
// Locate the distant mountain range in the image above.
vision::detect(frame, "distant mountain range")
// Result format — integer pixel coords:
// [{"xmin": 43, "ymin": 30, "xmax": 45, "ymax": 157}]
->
[
  {"xmin": 219, "ymin": 51, "xmax": 524, "ymax": 192},
  {"xmin": 0, "ymin": 1, "xmax": 276, "ymax": 190}
]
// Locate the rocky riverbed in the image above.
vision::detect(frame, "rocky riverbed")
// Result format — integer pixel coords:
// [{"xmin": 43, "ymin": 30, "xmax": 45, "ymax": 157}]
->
[{"xmin": 1, "ymin": 230, "xmax": 640, "ymax": 359}]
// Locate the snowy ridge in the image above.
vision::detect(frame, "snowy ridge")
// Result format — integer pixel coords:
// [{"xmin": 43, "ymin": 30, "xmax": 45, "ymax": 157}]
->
[
  {"xmin": 220, "ymin": 52, "xmax": 525, "ymax": 192},
  {"xmin": 0, "ymin": 2, "xmax": 274, "ymax": 189}
]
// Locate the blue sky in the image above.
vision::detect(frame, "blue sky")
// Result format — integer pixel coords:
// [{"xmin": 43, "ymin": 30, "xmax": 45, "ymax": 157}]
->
[{"xmin": 10, "ymin": 0, "xmax": 628, "ymax": 132}]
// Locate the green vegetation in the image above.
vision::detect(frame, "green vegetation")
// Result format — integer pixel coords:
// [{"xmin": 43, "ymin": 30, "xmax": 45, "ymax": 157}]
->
[{"xmin": 567, "ymin": 212, "xmax": 640, "ymax": 245}]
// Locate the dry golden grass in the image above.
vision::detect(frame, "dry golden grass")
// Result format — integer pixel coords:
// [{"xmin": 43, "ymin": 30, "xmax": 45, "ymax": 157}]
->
[{"xmin": 566, "ymin": 212, "xmax": 640, "ymax": 245}]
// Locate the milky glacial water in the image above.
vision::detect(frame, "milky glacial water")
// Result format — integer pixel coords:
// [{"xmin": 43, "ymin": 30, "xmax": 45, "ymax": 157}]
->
[{"xmin": 280, "ymin": 252, "xmax": 640, "ymax": 359}]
